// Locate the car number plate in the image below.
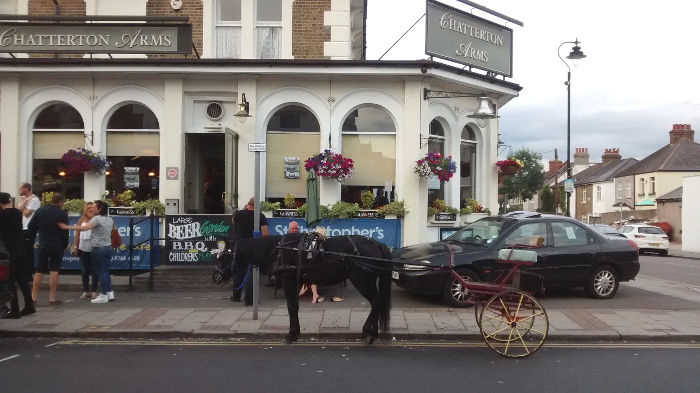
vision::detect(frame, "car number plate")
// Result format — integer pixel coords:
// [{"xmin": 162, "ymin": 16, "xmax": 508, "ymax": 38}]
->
[
  {"xmin": 392, "ymin": 271, "xmax": 399, "ymax": 280},
  {"xmin": 649, "ymin": 243, "xmax": 660, "ymax": 247}
]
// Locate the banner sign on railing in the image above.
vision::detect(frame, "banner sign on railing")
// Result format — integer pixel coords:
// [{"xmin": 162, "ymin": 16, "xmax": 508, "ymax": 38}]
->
[
  {"xmin": 164, "ymin": 215, "xmax": 234, "ymax": 265},
  {"xmin": 56, "ymin": 216, "xmax": 158, "ymax": 270},
  {"xmin": 267, "ymin": 218, "xmax": 402, "ymax": 250}
]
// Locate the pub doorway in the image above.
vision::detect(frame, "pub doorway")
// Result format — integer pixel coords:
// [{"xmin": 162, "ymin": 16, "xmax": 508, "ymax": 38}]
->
[{"xmin": 183, "ymin": 133, "xmax": 234, "ymax": 214}]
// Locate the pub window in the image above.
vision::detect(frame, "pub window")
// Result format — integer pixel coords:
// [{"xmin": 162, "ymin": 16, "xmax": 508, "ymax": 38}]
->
[
  {"xmin": 106, "ymin": 104, "xmax": 160, "ymax": 202},
  {"xmin": 340, "ymin": 105, "xmax": 396, "ymax": 205},
  {"xmin": 427, "ymin": 119, "xmax": 447, "ymax": 207},
  {"xmin": 216, "ymin": 0, "xmax": 242, "ymax": 58},
  {"xmin": 266, "ymin": 105, "xmax": 320, "ymax": 202},
  {"xmin": 460, "ymin": 125, "xmax": 478, "ymax": 207},
  {"xmin": 256, "ymin": 0, "xmax": 282, "ymax": 59},
  {"xmin": 32, "ymin": 103, "xmax": 85, "ymax": 199}
]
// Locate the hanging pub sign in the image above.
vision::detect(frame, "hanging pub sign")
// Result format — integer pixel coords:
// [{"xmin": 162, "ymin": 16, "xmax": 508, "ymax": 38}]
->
[
  {"xmin": 425, "ymin": 0, "xmax": 513, "ymax": 76},
  {"xmin": 165, "ymin": 215, "xmax": 234, "ymax": 265},
  {"xmin": 0, "ymin": 23, "xmax": 192, "ymax": 54}
]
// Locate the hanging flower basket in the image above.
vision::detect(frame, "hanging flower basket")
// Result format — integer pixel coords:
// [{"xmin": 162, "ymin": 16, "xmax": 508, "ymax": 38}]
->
[
  {"xmin": 414, "ymin": 152, "xmax": 457, "ymax": 182},
  {"xmin": 304, "ymin": 149, "xmax": 354, "ymax": 182},
  {"xmin": 60, "ymin": 148, "xmax": 111, "ymax": 176},
  {"xmin": 495, "ymin": 158, "xmax": 524, "ymax": 176}
]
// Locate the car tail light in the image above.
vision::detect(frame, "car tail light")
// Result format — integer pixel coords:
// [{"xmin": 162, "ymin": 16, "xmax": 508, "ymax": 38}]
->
[
  {"xmin": 627, "ymin": 240, "xmax": 639, "ymax": 253},
  {"xmin": 634, "ymin": 234, "xmax": 645, "ymax": 238},
  {"xmin": 0, "ymin": 265, "xmax": 9, "ymax": 280}
]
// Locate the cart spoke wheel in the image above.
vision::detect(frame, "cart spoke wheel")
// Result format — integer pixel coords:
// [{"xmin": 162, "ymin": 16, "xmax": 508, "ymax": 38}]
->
[{"xmin": 479, "ymin": 290, "xmax": 548, "ymax": 358}]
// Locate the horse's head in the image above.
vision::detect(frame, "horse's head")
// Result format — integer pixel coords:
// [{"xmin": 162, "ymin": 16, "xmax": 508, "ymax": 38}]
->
[{"xmin": 212, "ymin": 239, "xmax": 238, "ymax": 286}]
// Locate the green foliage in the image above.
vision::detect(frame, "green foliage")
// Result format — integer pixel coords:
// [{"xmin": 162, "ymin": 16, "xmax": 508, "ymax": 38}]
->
[
  {"xmin": 298, "ymin": 203, "xmax": 330, "ymax": 218},
  {"xmin": 132, "ymin": 199, "xmax": 165, "ymax": 216},
  {"xmin": 500, "ymin": 149, "xmax": 545, "ymax": 201},
  {"xmin": 40, "ymin": 192, "xmax": 54, "ymax": 206},
  {"xmin": 360, "ymin": 191, "xmax": 375, "ymax": 209},
  {"xmin": 283, "ymin": 193, "xmax": 296, "ymax": 209},
  {"xmin": 261, "ymin": 200, "xmax": 281, "ymax": 211},
  {"xmin": 101, "ymin": 199, "xmax": 115, "ymax": 207},
  {"xmin": 327, "ymin": 201, "xmax": 360, "ymax": 218},
  {"xmin": 63, "ymin": 199, "xmax": 86, "ymax": 213},
  {"xmin": 539, "ymin": 186, "xmax": 555, "ymax": 213},
  {"xmin": 459, "ymin": 207, "xmax": 472, "ymax": 215},
  {"xmin": 377, "ymin": 200, "xmax": 408, "ymax": 218},
  {"xmin": 298, "ymin": 203, "xmax": 306, "ymax": 215},
  {"xmin": 463, "ymin": 198, "xmax": 485, "ymax": 213},
  {"xmin": 112, "ymin": 190, "xmax": 136, "ymax": 207},
  {"xmin": 429, "ymin": 199, "xmax": 458, "ymax": 217}
]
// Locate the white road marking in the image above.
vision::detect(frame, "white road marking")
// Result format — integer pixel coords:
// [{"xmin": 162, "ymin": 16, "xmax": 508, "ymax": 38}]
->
[
  {"xmin": 45, "ymin": 341, "xmax": 63, "ymax": 348},
  {"xmin": 0, "ymin": 354, "xmax": 20, "ymax": 363}
]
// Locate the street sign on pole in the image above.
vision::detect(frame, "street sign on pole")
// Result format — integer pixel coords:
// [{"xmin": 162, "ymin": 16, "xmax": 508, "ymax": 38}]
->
[
  {"xmin": 564, "ymin": 178, "xmax": 574, "ymax": 193},
  {"xmin": 248, "ymin": 143, "xmax": 266, "ymax": 152}
]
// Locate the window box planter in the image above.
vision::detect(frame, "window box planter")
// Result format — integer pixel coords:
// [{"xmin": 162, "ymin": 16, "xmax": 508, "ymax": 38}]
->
[
  {"xmin": 383, "ymin": 214, "xmax": 398, "ymax": 220},
  {"xmin": 262, "ymin": 210, "xmax": 274, "ymax": 218},
  {"xmin": 461, "ymin": 212, "xmax": 488, "ymax": 224},
  {"xmin": 273, "ymin": 209, "xmax": 303, "ymax": 218}
]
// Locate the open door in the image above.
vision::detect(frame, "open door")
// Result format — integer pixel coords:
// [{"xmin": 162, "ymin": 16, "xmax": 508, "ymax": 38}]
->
[{"xmin": 224, "ymin": 128, "xmax": 238, "ymax": 213}]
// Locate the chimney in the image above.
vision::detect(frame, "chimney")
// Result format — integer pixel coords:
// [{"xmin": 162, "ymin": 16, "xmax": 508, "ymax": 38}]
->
[
  {"xmin": 549, "ymin": 148, "xmax": 563, "ymax": 173},
  {"xmin": 601, "ymin": 148, "xmax": 622, "ymax": 165},
  {"xmin": 573, "ymin": 147, "xmax": 589, "ymax": 166},
  {"xmin": 669, "ymin": 124, "xmax": 694, "ymax": 144}
]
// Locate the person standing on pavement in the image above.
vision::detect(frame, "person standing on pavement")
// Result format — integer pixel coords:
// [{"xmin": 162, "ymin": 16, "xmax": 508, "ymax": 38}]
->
[
  {"xmin": 27, "ymin": 192, "xmax": 68, "ymax": 306},
  {"xmin": 0, "ymin": 192, "xmax": 35, "ymax": 318},
  {"xmin": 17, "ymin": 182, "xmax": 40, "ymax": 283},
  {"xmin": 71, "ymin": 202, "xmax": 99, "ymax": 300},
  {"xmin": 231, "ymin": 197, "xmax": 269, "ymax": 306},
  {"xmin": 60, "ymin": 200, "xmax": 114, "ymax": 304}
]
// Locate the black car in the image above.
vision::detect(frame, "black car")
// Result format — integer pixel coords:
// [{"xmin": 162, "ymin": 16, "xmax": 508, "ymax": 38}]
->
[{"xmin": 392, "ymin": 212, "xmax": 640, "ymax": 307}]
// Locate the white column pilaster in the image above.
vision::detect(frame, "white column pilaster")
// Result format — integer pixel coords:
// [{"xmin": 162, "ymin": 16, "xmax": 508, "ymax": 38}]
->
[
  {"xmin": 159, "ymin": 79, "xmax": 185, "ymax": 204},
  {"xmin": 0, "ymin": 77, "xmax": 20, "ymax": 193},
  {"xmin": 237, "ymin": 79, "xmax": 257, "ymax": 208},
  {"xmin": 401, "ymin": 80, "xmax": 427, "ymax": 246}
]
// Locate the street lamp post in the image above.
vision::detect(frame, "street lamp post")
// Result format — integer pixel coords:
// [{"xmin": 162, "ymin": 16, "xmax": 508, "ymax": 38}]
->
[{"xmin": 558, "ymin": 39, "xmax": 586, "ymax": 217}]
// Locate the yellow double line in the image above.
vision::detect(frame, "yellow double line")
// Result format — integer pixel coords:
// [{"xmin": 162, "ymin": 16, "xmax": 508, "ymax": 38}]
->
[{"xmin": 52, "ymin": 339, "xmax": 700, "ymax": 349}]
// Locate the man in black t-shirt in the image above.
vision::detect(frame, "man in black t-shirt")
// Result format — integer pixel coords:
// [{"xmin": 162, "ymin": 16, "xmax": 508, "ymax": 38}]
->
[{"xmin": 231, "ymin": 197, "xmax": 268, "ymax": 306}]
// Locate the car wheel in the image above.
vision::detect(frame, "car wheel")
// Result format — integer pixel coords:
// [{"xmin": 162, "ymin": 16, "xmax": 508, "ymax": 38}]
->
[
  {"xmin": 442, "ymin": 269, "xmax": 479, "ymax": 308},
  {"xmin": 659, "ymin": 249, "xmax": 668, "ymax": 257},
  {"xmin": 585, "ymin": 266, "xmax": 619, "ymax": 299}
]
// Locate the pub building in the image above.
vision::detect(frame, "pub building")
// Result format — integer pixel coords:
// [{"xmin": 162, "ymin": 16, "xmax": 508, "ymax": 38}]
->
[{"xmin": 0, "ymin": 0, "xmax": 520, "ymax": 246}]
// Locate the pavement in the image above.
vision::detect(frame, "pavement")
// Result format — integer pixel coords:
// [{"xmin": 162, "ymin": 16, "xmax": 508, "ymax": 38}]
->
[
  {"xmin": 2, "ymin": 275, "xmax": 700, "ymax": 342},
  {"xmin": 669, "ymin": 242, "xmax": 700, "ymax": 260}
]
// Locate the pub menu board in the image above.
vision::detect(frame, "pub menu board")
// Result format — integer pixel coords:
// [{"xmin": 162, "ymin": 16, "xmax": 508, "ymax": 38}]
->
[{"xmin": 165, "ymin": 215, "xmax": 233, "ymax": 265}]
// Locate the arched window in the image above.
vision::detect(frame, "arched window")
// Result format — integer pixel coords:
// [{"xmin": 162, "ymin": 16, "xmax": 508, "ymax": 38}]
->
[
  {"xmin": 32, "ymin": 103, "xmax": 85, "ymax": 199},
  {"xmin": 341, "ymin": 105, "xmax": 396, "ymax": 205},
  {"xmin": 428, "ymin": 119, "xmax": 448, "ymax": 206},
  {"xmin": 460, "ymin": 125, "xmax": 478, "ymax": 206},
  {"xmin": 106, "ymin": 103, "xmax": 160, "ymax": 201},
  {"xmin": 266, "ymin": 105, "xmax": 320, "ymax": 201}
]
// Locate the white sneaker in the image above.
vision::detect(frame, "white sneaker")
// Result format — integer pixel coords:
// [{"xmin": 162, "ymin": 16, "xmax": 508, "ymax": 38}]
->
[
  {"xmin": 107, "ymin": 291, "xmax": 115, "ymax": 301},
  {"xmin": 80, "ymin": 292, "xmax": 89, "ymax": 299},
  {"xmin": 91, "ymin": 294, "xmax": 109, "ymax": 304}
]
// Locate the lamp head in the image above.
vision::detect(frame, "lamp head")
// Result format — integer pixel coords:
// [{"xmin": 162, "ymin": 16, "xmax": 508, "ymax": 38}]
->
[
  {"xmin": 566, "ymin": 39, "xmax": 586, "ymax": 66},
  {"xmin": 234, "ymin": 93, "xmax": 251, "ymax": 118},
  {"xmin": 467, "ymin": 96, "xmax": 499, "ymax": 119}
]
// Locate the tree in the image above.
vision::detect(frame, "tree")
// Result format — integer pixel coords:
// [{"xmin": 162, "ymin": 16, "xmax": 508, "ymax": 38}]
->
[{"xmin": 500, "ymin": 149, "xmax": 545, "ymax": 201}]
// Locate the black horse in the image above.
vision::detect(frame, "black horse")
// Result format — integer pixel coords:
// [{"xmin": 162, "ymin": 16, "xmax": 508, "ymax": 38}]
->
[{"xmin": 213, "ymin": 233, "xmax": 393, "ymax": 344}]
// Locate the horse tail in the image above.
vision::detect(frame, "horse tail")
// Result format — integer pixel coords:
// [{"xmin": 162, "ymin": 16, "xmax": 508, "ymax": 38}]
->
[{"xmin": 377, "ymin": 242, "xmax": 392, "ymax": 335}]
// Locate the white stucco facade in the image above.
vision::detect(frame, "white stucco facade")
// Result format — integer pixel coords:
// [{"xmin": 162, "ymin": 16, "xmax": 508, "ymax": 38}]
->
[{"xmin": 682, "ymin": 175, "xmax": 700, "ymax": 252}]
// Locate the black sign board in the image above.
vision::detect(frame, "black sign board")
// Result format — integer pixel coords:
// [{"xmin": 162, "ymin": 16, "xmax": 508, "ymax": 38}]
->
[
  {"xmin": 434, "ymin": 213, "xmax": 457, "ymax": 222},
  {"xmin": 108, "ymin": 206, "xmax": 137, "ymax": 216},
  {"xmin": 165, "ymin": 215, "xmax": 233, "ymax": 265},
  {"xmin": 273, "ymin": 209, "xmax": 303, "ymax": 218},
  {"xmin": 353, "ymin": 210, "xmax": 385, "ymax": 219}
]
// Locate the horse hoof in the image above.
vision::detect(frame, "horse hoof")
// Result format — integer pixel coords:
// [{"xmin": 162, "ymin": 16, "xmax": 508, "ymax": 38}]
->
[
  {"xmin": 363, "ymin": 336, "xmax": 375, "ymax": 345},
  {"xmin": 284, "ymin": 333, "xmax": 300, "ymax": 344}
]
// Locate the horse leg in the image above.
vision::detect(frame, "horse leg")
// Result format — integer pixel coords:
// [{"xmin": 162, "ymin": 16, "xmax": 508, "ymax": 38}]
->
[
  {"xmin": 281, "ymin": 272, "xmax": 301, "ymax": 343},
  {"xmin": 350, "ymin": 271, "xmax": 380, "ymax": 344}
]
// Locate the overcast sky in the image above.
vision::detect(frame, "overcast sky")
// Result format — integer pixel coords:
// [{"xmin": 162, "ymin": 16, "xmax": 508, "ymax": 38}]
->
[{"xmin": 366, "ymin": 0, "xmax": 700, "ymax": 164}]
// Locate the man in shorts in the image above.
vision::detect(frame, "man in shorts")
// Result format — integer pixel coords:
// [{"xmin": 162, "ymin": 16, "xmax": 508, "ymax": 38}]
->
[
  {"xmin": 27, "ymin": 193, "xmax": 68, "ymax": 306},
  {"xmin": 17, "ymin": 182, "xmax": 40, "ymax": 283}
]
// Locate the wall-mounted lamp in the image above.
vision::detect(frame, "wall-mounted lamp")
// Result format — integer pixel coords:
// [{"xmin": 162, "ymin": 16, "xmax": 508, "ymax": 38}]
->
[
  {"xmin": 105, "ymin": 170, "xmax": 111, "ymax": 176},
  {"xmin": 467, "ymin": 97, "xmax": 499, "ymax": 119},
  {"xmin": 58, "ymin": 170, "xmax": 66, "ymax": 177},
  {"xmin": 147, "ymin": 170, "xmax": 156, "ymax": 177},
  {"xmin": 234, "ymin": 93, "xmax": 251, "ymax": 118},
  {"xmin": 423, "ymin": 88, "xmax": 498, "ymax": 119},
  {"xmin": 418, "ymin": 133, "xmax": 431, "ymax": 148}
]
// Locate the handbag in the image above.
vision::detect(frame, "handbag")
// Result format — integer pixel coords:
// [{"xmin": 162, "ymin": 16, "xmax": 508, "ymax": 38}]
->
[{"xmin": 111, "ymin": 225, "xmax": 122, "ymax": 248}]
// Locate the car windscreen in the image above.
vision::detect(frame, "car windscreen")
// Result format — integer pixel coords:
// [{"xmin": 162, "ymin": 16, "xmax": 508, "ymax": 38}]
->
[
  {"xmin": 445, "ymin": 218, "xmax": 513, "ymax": 246},
  {"xmin": 620, "ymin": 226, "xmax": 634, "ymax": 233}
]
